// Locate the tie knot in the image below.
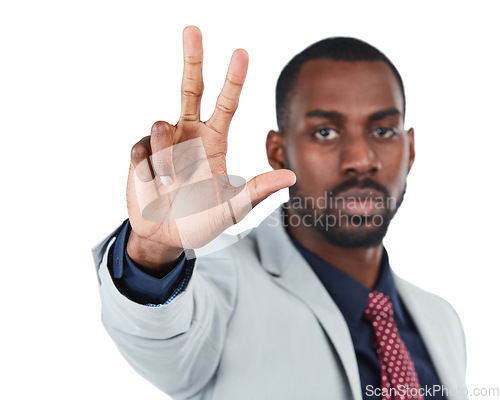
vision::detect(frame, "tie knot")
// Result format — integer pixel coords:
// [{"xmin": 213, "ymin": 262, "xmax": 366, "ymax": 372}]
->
[{"xmin": 364, "ymin": 291, "xmax": 394, "ymax": 321}]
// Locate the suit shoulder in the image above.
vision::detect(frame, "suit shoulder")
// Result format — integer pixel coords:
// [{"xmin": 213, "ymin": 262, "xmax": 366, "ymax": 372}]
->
[
  {"xmin": 394, "ymin": 275, "xmax": 468, "ymax": 381},
  {"xmin": 394, "ymin": 276, "xmax": 463, "ymax": 327}
]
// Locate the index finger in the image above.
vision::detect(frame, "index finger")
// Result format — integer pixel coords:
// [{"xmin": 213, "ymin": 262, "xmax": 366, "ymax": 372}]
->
[{"xmin": 180, "ymin": 26, "xmax": 204, "ymax": 123}]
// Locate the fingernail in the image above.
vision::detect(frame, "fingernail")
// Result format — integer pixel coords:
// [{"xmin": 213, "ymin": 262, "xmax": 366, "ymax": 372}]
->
[{"xmin": 160, "ymin": 176, "xmax": 173, "ymax": 186}]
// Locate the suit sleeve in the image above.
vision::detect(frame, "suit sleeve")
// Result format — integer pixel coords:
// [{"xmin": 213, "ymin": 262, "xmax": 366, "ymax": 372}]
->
[{"xmin": 92, "ymin": 229, "xmax": 238, "ymax": 399}]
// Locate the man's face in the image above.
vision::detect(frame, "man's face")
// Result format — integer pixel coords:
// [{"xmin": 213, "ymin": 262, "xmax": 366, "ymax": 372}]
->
[{"xmin": 279, "ymin": 59, "xmax": 414, "ymax": 248}]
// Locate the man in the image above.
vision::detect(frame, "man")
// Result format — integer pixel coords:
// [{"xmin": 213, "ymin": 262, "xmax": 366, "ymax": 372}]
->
[{"xmin": 93, "ymin": 26, "xmax": 467, "ymax": 399}]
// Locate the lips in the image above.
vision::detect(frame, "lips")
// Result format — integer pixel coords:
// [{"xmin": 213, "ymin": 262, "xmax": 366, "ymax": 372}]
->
[{"xmin": 332, "ymin": 189, "xmax": 385, "ymax": 215}]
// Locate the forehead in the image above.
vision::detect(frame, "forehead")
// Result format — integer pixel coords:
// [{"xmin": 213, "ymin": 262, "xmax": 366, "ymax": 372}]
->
[{"xmin": 289, "ymin": 59, "xmax": 404, "ymax": 120}]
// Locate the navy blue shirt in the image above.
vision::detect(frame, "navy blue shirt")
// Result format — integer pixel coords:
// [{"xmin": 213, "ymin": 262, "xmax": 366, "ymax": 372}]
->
[{"xmin": 109, "ymin": 219, "xmax": 443, "ymax": 399}]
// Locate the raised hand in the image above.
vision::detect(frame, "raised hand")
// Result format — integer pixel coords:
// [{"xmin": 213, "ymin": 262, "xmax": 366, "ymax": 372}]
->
[{"xmin": 125, "ymin": 26, "xmax": 296, "ymax": 272}]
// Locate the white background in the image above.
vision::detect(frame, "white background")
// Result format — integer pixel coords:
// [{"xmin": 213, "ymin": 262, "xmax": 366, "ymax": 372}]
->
[{"xmin": 1, "ymin": 0, "xmax": 499, "ymax": 398}]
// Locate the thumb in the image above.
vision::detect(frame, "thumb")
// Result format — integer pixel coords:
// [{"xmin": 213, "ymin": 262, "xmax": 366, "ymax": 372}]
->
[
  {"xmin": 220, "ymin": 169, "xmax": 296, "ymax": 229},
  {"xmin": 246, "ymin": 169, "xmax": 296, "ymax": 207}
]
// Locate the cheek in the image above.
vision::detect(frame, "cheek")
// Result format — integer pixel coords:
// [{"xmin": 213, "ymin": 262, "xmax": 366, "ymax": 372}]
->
[
  {"xmin": 379, "ymin": 145, "xmax": 410, "ymax": 194},
  {"xmin": 287, "ymin": 144, "xmax": 338, "ymax": 193}
]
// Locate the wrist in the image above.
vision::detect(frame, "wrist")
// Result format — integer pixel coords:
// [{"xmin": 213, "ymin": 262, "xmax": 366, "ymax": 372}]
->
[{"xmin": 126, "ymin": 230, "xmax": 184, "ymax": 275}]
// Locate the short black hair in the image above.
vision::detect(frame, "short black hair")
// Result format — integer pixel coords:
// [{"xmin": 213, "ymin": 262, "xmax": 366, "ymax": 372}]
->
[{"xmin": 275, "ymin": 37, "xmax": 405, "ymax": 131}]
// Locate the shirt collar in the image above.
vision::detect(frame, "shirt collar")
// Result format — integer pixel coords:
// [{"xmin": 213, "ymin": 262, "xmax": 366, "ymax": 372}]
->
[{"xmin": 290, "ymin": 237, "xmax": 405, "ymax": 329}]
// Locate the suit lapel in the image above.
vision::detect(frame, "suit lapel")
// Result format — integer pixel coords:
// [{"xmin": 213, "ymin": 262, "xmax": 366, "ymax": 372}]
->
[
  {"xmin": 256, "ymin": 209, "xmax": 363, "ymax": 400},
  {"xmin": 395, "ymin": 276, "xmax": 457, "ymax": 395}
]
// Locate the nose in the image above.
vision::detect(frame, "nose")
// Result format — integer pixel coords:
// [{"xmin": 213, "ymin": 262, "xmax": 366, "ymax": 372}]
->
[{"xmin": 339, "ymin": 134, "xmax": 381, "ymax": 176}]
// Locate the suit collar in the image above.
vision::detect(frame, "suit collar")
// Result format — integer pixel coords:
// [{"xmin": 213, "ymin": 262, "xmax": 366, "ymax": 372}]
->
[{"xmin": 291, "ymin": 239, "xmax": 405, "ymax": 329}]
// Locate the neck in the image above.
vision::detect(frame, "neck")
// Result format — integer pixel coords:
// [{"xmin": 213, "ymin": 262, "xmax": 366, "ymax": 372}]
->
[{"xmin": 287, "ymin": 214, "xmax": 383, "ymax": 289}]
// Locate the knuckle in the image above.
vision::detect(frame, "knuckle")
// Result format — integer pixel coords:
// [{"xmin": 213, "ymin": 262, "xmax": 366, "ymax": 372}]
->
[
  {"xmin": 216, "ymin": 93, "xmax": 238, "ymax": 114},
  {"xmin": 180, "ymin": 113, "xmax": 198, "ymax": 123},
  {"xmin": 226, "ymin": 76, "xmax": 244, "ymax": 88},
  {"xmin": 251, "ymin": 176, "xmax": 261, "ymax": 199},
  {"xmin": 151, "ymin": 120, "xmax": 165, "ymax": 129},
  {"xmin": 183, "ymin": 75, "xmax": 203, "ymax": 84},
  {"xmin": 209, "ymin": 151, "xmax": 227, "ymax": 159},
  {"xmin": 151, "ymin": 121, "xmax": 175, "ymax": 139},
  {"xmin": 215, "ymin": 102, "xmax": 234, "ymax": 115},
  {"xmin": 183, "ymin": 56, "xmax": 203, "ymax": 65},
  {"xmin": 131, "ymin": 143, "xmax": 150, "ymax": 163},
  {"xmin": 153, "ymin": 121, "xmax": 176, "ymax": 135},
  {"xmin": 182, "ymin": 77, "xmax": 204, "ymax": 93},
  {"xmin": 205, "ymin": 121, "xmax": 225, "ymax": 135},
  {"xmin": 182, "ymin": 89, "xmax": 203, "ymax": 98}
]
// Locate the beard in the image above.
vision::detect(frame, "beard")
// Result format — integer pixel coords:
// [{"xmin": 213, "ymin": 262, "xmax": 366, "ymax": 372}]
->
[{"xmin": 286, "ymin": 177, "xmax": 406, "ymax": 248}]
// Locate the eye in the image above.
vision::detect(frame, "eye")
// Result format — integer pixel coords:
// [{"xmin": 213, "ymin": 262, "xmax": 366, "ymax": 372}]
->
[
  {"xmin": 313, "ymin": 128, "xmax": 340, "ymax": 141},
  {"xmin": 372, "ymin": 127, "xmax": 397, "ymax": 139}
]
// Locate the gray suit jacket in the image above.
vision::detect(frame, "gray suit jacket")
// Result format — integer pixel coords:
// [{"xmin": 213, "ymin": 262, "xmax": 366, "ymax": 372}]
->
[{"xmin": 94, "ymin": 208, "xmax": 467, "ymax": 400}]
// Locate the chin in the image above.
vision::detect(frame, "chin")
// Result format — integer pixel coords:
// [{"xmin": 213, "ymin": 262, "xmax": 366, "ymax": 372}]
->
[
  {"xmin": 319, "ymin": 226, "xmax": 388, "ymax": 248},
  {"xmin": 315, "ymin": 212, "xmax": 392, "ymax": 249}
]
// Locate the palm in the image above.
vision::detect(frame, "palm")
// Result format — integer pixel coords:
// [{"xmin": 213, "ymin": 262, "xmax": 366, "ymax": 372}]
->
[
  {"xmin": 126, "ymin": 27, "xmax": 295, "ymax": 264},
  {"xmin": 128, "ymin": 123, "xmax": 242, "ymax": 251}
]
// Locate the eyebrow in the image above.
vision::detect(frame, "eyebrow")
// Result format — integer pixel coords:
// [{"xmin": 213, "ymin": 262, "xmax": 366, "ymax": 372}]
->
[
  {"xmin": 368, "ymin": 108, "xmax": 401, "ymax": 121},
  {"xmin": 305, "ymin": 107, "xmax": 401, "ymax": 122},
  {"xmin": 305, "ymin": 109, "xmax": 345, "ymax": 120}
]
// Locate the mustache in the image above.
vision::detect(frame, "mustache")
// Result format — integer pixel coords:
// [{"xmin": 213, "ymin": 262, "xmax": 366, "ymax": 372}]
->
[{"xmin": 328, "ymin": 177, "xmax": 390, "ymax": 199}]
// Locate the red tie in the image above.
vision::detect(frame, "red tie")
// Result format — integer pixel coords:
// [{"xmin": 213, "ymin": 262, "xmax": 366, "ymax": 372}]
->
[{"xmin": 364, "ymin": 291, "xmax": 424, "ymax": 400}]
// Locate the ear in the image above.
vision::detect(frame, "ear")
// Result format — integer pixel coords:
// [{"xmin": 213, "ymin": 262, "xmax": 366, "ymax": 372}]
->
[
  {"xmin": 407, "ymin": 128, "xmax": 415, "ymax": 172},
  {"xmin": 266, "ymin": 130, "xmax": 287, "ymax": 170}
]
